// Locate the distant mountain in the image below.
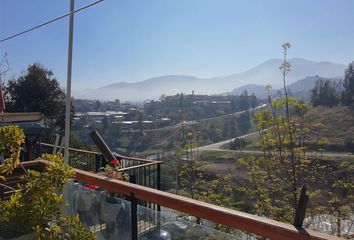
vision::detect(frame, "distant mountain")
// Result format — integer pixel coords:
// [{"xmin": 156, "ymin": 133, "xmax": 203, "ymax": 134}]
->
[
  {"xmin": 230, "ymin": 84, "xmax": 274, "ymax": 98},
  {"xmin": 74, "ymin": 58, "xmax": 346, "ymax": 101},
  {"xmin": 231, "ymin": 76, "xmax": 343, "ymax": 100}
]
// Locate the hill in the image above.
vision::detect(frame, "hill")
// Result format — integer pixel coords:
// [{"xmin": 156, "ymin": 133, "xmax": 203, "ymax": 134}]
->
[
  {"xmin": 74, "ymin": 58, "xmax": 345, "ymax": 101},
  {"xmin": 231, "ymin": 76, "xmax": 342, "ymax": 100},
  {"xmin": 304, "ymin": 106, "xmax": 354, "ymax": 151}
]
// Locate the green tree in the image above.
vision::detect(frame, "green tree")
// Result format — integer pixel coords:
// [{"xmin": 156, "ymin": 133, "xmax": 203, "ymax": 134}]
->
[
  {"xmin": 250, "ymin": 93, "xmax": 258, "ymax": 108},
  {"xmin": 5, "ymin": 63, "xmax": 73, "ymax": 134},
  {"xmin": 237, "ymin": 112, "xmax": 251, "ymax": 134},
  {"xmin": 324, "ymin": 160, "xmax": 354, "ymax": 237},
  {"xmin": 239, "ymin": 90, "xmax": 249, "ymax": 111},
  {"xmin": 240, "ymin": 43, "xmax": 329, "ymax": 223},
  {"xmin": 230, "ymin": 96, "xmax": 238, "ymax": 112},
  {"xmin": 310, "ymin": 79, "xmax": 339, "ymax": 107},
  {"xmin": 341, "ymin": 63, "xmax": 354, "ymax": 107},
  {"xmin": 177, "ymin": 131, "xmax": 206, "ymax": 200}
]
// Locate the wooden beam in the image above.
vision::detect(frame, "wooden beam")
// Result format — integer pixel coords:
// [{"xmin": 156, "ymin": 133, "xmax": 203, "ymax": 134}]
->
[
  {"xmin": 0, "ymin": 112, "xmax": 43, "ymax": 123},
  {"xmin": 90, "ymin": 130, "xmax": 121, "ymax": 167},
  {"xmin": 72, "ymin": 167, "xmax": 340, "ymax": 240},
  {"xmin": 22, "ymin": 161, "xmax": 341, "ymax": 240}
]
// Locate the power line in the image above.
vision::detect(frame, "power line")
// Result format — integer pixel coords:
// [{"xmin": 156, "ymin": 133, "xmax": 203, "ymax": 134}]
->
[{"xmin": 0, "ymin": 0, "xmax": 104, "ymax": 43}]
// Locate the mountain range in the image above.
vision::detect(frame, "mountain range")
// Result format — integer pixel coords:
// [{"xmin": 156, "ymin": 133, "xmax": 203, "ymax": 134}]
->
[
  {"xmin": 74, "ymin": 58, "xmax": 346, "ymax": 102},
  {"xmin": 231, "ymin": 76, "xmax": 343, "ymax": 100}
]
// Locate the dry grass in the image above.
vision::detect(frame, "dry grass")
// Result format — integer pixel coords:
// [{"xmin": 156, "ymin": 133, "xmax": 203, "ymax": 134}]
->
[{"xmin": 304, "ymin": 106, "xmax": 354, "ymax": 146}]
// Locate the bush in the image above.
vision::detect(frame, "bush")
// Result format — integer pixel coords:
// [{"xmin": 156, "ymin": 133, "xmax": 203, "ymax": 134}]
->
[
  {"xmin": 0, "ymin": 125, "xmax": 95, "ymax": 239},
  {"xmin": 344, "ymin": 137, "xmax": 354, "ymax": 153}
]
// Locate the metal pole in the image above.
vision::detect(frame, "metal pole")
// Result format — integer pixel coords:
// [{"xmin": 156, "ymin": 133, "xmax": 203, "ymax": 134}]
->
[
  {"xmin": 64, "ymin": 0, "xmax": 75, "ymax": 163},
  {"xmin": 130, "ymin": 193, "xmax": 138, "ymax": 240}
]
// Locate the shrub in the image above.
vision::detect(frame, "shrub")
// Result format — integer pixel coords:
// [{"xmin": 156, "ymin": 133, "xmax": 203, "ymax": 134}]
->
[{"xmin": 0, "ymin": 125, "xmax": 95, "ymax": 239}]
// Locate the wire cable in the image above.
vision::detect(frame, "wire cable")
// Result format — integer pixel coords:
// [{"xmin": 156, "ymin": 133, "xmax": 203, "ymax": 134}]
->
[{"xmin": 0, "ymin": 0, "xmax": 104, "ymax": 43}]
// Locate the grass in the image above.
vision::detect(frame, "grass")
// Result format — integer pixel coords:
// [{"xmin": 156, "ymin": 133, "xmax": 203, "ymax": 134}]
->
[
  {"xmin": 220, "ymin": 106, "xmax": 354, "ymax": 151},
  {"xmin": 199, "ymin": 150, "xmax": 250, "ymax": 176},
  {"xmin": 304, "ymin": 106, "xmax": 354, "ymax": 148},
  {"xmin": 200, "ymin": 150, "xmax": 238, "ymax": 162}
]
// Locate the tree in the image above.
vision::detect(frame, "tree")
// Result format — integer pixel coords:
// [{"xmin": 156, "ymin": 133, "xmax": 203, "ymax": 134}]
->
[
  {"xmin": 239, "ymin": 90, "xmax": 249, "ymax": 111},
  {"xmin": 5, "ymin": 63, "xmax": 73, "ymax": 134},
  {"xmin": 230, "ymin": 96, "xmax": 239, "ymax": 112},
  {"xmin": 237, "ymin": 112, "xmax": 251, "ymax": 134},
  {"xmin": 0, "ymin": 54, "xmax": 9, "ymax": 113},
  {"xmin": 310, "ymin": 79, "xmax": 339, "ymax": 107},
  {"xmin": 93, "ymin": 100, "xmax": 102, "ymax": 111},
  {"xmin": 240, "ymin": 43, "xmax": 329, "ymax": 224},
  {"xmin": 250, "ymin": 93, "xmax": 258, "ymax": 108},
  {"xmin": 341, "ymin": 63, "xmax": 354, "ymax": 107},
  {"xmin": 159, "ymin": 94, "xmax": 166, "ymax": 102},
  {"xmin": 179, "ymin": 92, "xmax": 184, "ymax": 107},
  {"xmin": 177, "ymin": 130, "xmax": 206, "ymax": 200},
  {"xmin": 137, "ymin": 110, "xmax": 144, "ymax": 133}
]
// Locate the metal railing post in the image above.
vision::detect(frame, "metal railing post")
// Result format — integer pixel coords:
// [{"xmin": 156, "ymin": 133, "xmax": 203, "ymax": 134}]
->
[
  {"xmin": 294, "ymin": 184, "xmax": 309, "ymax": 228},
  {"xmin": 157, "ymin": 163, "xmax": 161, "ymax": 211},
  {"xmin": 131, "ymin": 193, "xmax": 138, "ymax": 240}
]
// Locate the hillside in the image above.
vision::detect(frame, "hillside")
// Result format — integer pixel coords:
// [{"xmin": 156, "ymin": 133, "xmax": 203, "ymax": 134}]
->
[
  {"xmin": 223, "ymin": 106, "xmax": 354, "ymax": 152},
  {"xmin": 231, "ymin": 76, "xmax": 342, "ymax": 100},
  {"xmin": 304, "ymin": 106, "xmax": 354, "ymax": 151},
  {"xmin": 74, "ymin": 58, "xmax": 345, "ymax": 101}
]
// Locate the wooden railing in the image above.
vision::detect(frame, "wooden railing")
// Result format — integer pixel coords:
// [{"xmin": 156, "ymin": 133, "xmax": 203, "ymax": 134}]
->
[
  {"xmin": 23, "ymin": 160, "xmax": 340, "ymax": 240},
  {"xmin": 39, "ymin": 143, "xmax": 162, "ymax": 195},
  {"xmin": 39, "ymin": 143, "xmax": 158, "ymax": 166},
  {"xmin": 38, "ymin": 143, "xmax": 163, "ymax": 212}
]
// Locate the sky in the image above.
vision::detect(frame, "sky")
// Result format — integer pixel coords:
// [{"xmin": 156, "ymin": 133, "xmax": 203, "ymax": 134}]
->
[{"xmin": 0, "ymin": 0, "xmax": 353, "ymax": 90}]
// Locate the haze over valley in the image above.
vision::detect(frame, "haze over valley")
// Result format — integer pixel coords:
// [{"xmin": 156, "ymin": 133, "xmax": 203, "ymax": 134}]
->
[{"xmin": 74, "ymin": 58, "xmax": 346, "ymax": 102}]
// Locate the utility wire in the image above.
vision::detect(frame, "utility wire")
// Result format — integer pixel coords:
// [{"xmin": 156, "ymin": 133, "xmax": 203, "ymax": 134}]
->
[{"xmin": 0, "ymin": 0, "xmax": 104, "ymax": 43}]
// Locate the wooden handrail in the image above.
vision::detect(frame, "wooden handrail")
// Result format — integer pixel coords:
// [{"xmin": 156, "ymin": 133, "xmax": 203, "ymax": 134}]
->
[
  {"xmin": 121, "ymin": 155, "xmax": 158, "ymax": 163},
  {"xmin": 40, "ymin": 143, "xmax": 159, "ymax": 164},
  {"xmin": 117, "ymin": 161, "xmax": 161, "ymax": 172},
  {"xmin": 24, "ymin": 160, "xmax": 340, "ymax": 240},
  {"xmin": 40, "ymin": 143, "xmax": 101, "ymax": 155},
  {"xmin": 71, "ymin": 167, "xmax": 340, "ymax": 240}
]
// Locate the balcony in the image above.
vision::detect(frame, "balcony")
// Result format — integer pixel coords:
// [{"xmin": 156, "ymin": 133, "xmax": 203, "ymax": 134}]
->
[
  {"xmin": 39, "ymin": 143, "xmax": 162, "ymax": 191},
  {"xmin": 1, "ymin": 160, "xmax": 340, "ymax": 240}
]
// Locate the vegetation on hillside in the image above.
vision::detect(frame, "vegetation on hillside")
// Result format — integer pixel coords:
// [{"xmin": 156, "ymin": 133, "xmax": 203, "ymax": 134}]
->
[
  {"xmin": 310, "ymin": 62, "xmax": 353, "ymax": 109},
  {"xmin": 304, "ymin": 106, "xmax": 354, "ymax": 152},
  {"xmin": 169, "ymin": 44, "xmax": 354, "ymax": 238}
]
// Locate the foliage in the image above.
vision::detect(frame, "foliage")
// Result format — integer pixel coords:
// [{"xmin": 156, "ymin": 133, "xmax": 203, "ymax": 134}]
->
[
  {"xmin": 236, "ymin": 43, "xmax": 353, "ymax": 238},
  {"xmin": 240, "ymin": 96, "xmax": 331, "ymax": 222},
  {"xmin": 323, "ymin": 160, "xmax": 354, "ymax": 237},
  {"xmin": 0, "ymin": 154, "xmax": 72, "ymax": 237},
  {"xmin": 34, "ymin": 215, "xmax": 96, "ymax": 240},
  {"xmin": 0, "ymin": 125, "xmax": 94, "ymax": 239},
  {"xmin": 341, "ymin": 63, "xmax": 354, "ymax": 107},
  {"xmin": 343, "ymin": 137, "xmax": 354, "ymax": 152},
  {"xmin": 303, "ymin": 106, "xmax": 354, "ymax": 151},
  {"xmin": 311, "ymin": 78, "xmax": 340, "ymax": 107},
  {"xmin": 230, "ymin": 137, "xmax": 247, "ymax": 150},
  {"xmin": 0, "ymin": 126, "xmax": 25, "ymax": 179},
  {"xmin": 5, "ymin": 63, "xmax": 74, "ymax": 134},
  {"xmin": 101, "ymin": 159, "xmax": 129, "ymax": 181},
  {"xmin": 237, "ymin": 111, "xmax": 251, "ymax": 134},
  {"xmin": 239, "ymin": 90, "xmax": 250, "ymax": 111},
  {"xmin": 239, "ymin": 43, "xmax": 323, "ymax": 222}
]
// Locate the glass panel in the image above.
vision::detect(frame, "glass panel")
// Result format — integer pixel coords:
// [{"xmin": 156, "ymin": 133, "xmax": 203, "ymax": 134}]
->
[
  {"xmin": 137, "ymin": 205, "xmax": 253, "ymax": 240},
  {"xmin": 63, "ymin": 182, "xmax": 258, "ymax": 239},
  {"xmin": 63, "ymin": 182, "xmax": 132, "ymax": 240}
]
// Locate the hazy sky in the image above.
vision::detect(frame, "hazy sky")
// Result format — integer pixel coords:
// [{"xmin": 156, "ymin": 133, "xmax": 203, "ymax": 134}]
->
[{"xmin": 1, "ymin": 0, "xmax": 353, "ymax": 90}]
